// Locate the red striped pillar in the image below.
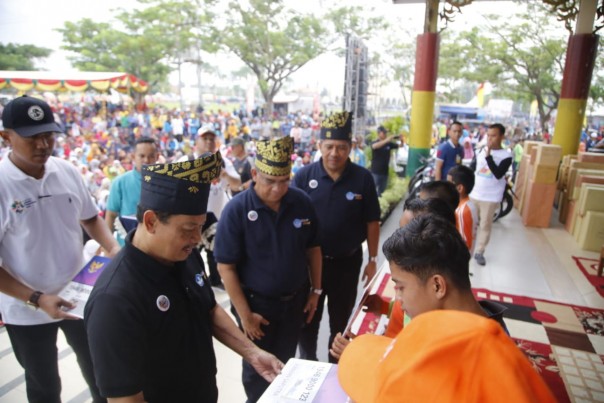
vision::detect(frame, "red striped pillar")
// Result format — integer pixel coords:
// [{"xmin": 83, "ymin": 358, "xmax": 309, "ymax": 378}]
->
[
  {"xmin": 407, "ymin": 33, "xmax": 439, "ymax": 176},
  {"xmin": 553, "ymin": 34, "xmax": 599, "ymax": 156}
]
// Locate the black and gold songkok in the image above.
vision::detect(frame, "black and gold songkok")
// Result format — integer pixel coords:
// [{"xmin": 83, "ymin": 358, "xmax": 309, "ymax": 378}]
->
[
  {"xmin": 254, "ymin": 136, "xmax": 294, "ymax": 176},
  {"xmin": 320, "ymin": 111, "xmax": 353, "ymax": 141},
  {"xmin": 140, "ymin": 152, "xmax": 222, "ymax": 215}
]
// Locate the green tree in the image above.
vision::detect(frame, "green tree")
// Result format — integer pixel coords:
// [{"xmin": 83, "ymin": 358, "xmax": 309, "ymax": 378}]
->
[
  {"xmin": 0, "ymin": 43, "xmax": 51, "ymax": 70},
  {"xmin": 589, "ymin": 37, "xmax": 604, "ymax": 108},
  {"xmin": 439, "ymin": 3, "xmax": 568, "ymax": 132},
  {"xmin": 57, "ymin": 0, "xmax": 216, "ymax": 91},
  {"xmin": 220, "ymin": 0, "xmax": 382, "ymax": 116}
]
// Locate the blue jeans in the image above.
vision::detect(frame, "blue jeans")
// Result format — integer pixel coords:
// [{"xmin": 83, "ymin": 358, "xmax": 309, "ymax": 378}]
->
[{"xmin": 372, "ymin": 173, "xmax": 388, "ymax": 197}]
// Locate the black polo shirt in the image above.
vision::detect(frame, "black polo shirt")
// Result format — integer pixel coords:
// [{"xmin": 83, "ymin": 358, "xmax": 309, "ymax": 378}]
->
[
  {"xmin": 370, "ymin": 141, "xmax": 398, "ymax": 175},
  {"xmin": 84, "ymin": 232, "xmax": 218, "ymax": 402},
  {"xmin": 213, "ymin": 184, "xmax": 320, "ymax": 296},
  {"xmin": 292, "ymin": 159, "xmax": 380, "ymax": 257}
]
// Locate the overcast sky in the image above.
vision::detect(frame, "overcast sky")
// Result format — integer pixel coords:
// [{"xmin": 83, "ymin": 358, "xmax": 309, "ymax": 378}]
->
[{"xmin": 0, "ymin": 1, "xmax": 537, "ymax": 98}]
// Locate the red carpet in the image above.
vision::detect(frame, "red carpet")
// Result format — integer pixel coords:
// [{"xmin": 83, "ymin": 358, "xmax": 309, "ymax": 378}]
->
[
  {"xmin": 353, "ymin": 272, "xmax": 604, "ymax": 402},
  {"xmin": 472, "ymin": 288, "xmax": 604, "ymax": 403},
  {"xmin": 573, "ymin": 256, "xmax": 604, "ymax": 298}
]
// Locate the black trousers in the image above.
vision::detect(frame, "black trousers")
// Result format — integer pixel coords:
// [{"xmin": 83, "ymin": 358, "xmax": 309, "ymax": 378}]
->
[
  {"xmin": 6, "ymin": 320, "xmax": 105, "ymax": 403},
  {"xmin": 298, "ymin": 248, "xmax": 363, "ymax": 363},
  {"xmin": 205, "ymin": 248, "xmax": 222, "ymax": 286},
  {"xmin": 231, "ymin": 288, "xmax": 306, "ymax": 403}
]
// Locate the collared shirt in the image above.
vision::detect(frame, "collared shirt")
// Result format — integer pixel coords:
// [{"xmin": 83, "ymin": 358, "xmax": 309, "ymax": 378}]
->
[
  {"xmin": 106, "ymin": 169, "xmax": 142, "ymax": 245},
  {"xmin": 436, "ymin": 139, "xmax": 464, "ymax": 178},
  {"xmin": 85, "ymin": 232, "xmax": 218, "ymax": 402},
  {"xmin": 370, "ymin": 141, "xmax": 398, "ymax": 175},
  {"xmin": 106, "ymin": 169, "xmax": 142, "ymax": 217},
  {"xmin": 214, "ymin": 184, "xmax": 319, "ymax": 296},
  {"xmin": 0, "ymin": 156, "xmax": 98, "ymax": 325},
  {"xmin": 292, "ymin": 159, "xmax": 380, "ymax": 257}
]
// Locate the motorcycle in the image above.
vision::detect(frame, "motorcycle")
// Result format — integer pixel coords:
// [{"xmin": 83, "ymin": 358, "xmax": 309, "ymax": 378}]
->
[{"xmin": 406, "ymin": 158, "xmax": 516, "ymax": 222}]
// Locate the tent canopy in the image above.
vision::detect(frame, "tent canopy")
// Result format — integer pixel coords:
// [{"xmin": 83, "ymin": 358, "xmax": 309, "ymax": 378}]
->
[{"xmin": 0, "ymin": 71, "xmax": 148, "ymax": 94}]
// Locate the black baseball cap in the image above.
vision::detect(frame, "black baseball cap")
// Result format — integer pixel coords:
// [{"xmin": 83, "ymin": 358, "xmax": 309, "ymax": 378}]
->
[{"xmin": 1, "ymin": 95, "xmax": 62, "ymax": 137}]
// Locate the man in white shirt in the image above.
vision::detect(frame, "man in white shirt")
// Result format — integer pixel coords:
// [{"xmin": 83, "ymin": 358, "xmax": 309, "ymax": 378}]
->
[
  {"xmin": 469, "ymin": 123, "xmax": 512, "ymax": 266},
  {"xmin": 0, "ymin": 96, "xmax": 120, "ymax": 402},
  {"xmin": 178, "ymin": 124, "xmax": 241, "ymax": 287}
]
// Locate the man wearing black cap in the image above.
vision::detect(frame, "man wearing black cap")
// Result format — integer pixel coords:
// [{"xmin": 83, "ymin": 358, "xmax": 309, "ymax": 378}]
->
[
  {"xmin": 292, "ymin": 111, "xmax": 381, "ymax": 363},
  {"xmin": 0, "ymin": 95, "xmax": 120, "ymax": 402},
  {"xmin": 84, "ymin": 152, "xmax": 283, "ymax": 402},
  {"xmin": 214, "ymin": 136, "xmax": 322, "ymax": 402},
  {"xmin": 371, "ymin": 125, "xmax": 399, "ymax": 196}
]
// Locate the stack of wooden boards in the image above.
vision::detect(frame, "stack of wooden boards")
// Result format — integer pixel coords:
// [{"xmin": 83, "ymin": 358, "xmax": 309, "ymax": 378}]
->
[
  {"xmin": 557, "ymin": 151, "xmax": 604, "ymax": 252},
  {"xmin": 514, "ymin": 141, "xmax": 562, "ymax": 228},
  {"xmin": 515, "ymin": 143, "xmax": 604, "ymax": 251}
]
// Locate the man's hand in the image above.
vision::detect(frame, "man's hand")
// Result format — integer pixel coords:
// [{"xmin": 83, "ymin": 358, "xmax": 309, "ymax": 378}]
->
[
  {"xmin": 329, "ymin": 331, "xmax": 356, "ymax": 360},
  {"xmin": 38, "ymin": 294, "xmax": 79, "ymax": 320},
  {"xmin": 106, "ymin": 245, "xmax": 121, "ymax": 258},
  {"xmin": 303, "ymin": 293, "xmax": 320, "ymax": 323},
  {"xmin": 362, "ymin": 261, "xmax": 377, "ymax": 286},
  {"xmin": 241, "ymin": 312, "xmax": 269, "ymax": 341},
  {"xmin": 247, "ymin": 348, "xmax": 284, "ymax": 383}
]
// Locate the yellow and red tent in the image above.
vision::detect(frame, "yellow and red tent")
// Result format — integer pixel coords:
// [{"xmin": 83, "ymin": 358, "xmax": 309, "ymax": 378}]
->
[{"xmin": 0, "ymin": 71, "xmax": 148, "ymax": 94}]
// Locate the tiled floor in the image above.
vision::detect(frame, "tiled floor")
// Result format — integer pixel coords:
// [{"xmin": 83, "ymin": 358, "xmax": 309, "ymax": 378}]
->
[{"xmin": 0, "ymin": 203, "xmax": 601, "ymax": 402}]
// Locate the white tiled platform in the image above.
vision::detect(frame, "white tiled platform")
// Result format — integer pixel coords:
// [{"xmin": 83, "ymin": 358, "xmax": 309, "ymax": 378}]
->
[{"xmin": 0, "ymin": 204, "xmax": 601, "ymax": 402}]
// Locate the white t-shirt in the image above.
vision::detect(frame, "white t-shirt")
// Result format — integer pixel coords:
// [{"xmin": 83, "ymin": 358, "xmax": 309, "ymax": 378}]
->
[
  {"xmin": 177, "ymin": 153, "xmax": 240, "ymax": 220},
  {"xmin": 0, "ymin": 156, "xmax": 99, "ymax": 325},
  {"xmin": 171, "ymin": 118, "xmax": 184, "ymax": 135},
  {"xmin": 470, "ymin": 148, "xmax": 512, "ymax": 203}
]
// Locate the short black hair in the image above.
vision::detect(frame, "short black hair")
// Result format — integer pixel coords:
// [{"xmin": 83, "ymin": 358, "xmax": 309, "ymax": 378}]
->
[
  {"xmin": 403, "ymin": 197, "xmax": 455, "ymax": 225},
  {"xmin": 383, "ymin": 214, "xmax": 471, "ymax": 290},
  {"xmin": 419, "ymin": 181, "xmax": 460, "ymax": 210},
  {"xmin": 136, "ymin": 204, "xmax": 173, "ymax": 224},
  {"xmin": 450, "ymin": 121, "xmax": 463, "ymax": 129},
  {"xmin": 489, "ymin": 123, "xmax": 505, "ymax": 136},
  {"xmin": 448, "ymin": 165, "xmax": 475, "ymax": 194},
  {"xmin": 135, "ymin": 136, "xmax": 157, "ymax": 147}
]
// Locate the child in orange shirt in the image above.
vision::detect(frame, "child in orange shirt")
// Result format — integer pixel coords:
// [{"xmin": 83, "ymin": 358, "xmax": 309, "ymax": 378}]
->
[{"xmin": 447, "ymin": 165, "xmax": 478, "ymax": 253}]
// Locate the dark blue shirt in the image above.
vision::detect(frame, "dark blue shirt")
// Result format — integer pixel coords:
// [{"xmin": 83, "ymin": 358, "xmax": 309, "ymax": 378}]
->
[
  {"xmin": 214, "ymin": 184, "xmax": 320, "ymax": 296},
  {"xmin": 436, "ymin": 139, "xmax": 464, "ymax": 178},
  {"xmin": 292, "ymin": 159, "xmax": 380, "ymax": 257}
]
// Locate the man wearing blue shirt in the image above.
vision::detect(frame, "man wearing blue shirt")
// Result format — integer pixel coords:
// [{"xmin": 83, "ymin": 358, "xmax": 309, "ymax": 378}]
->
[
  {"xmin": 434, "ymin": 121, "xmax": 464, "ymax": 180},
  {"xmin": 214, "ymin": 136, "xmax": 322, "ymax": 402},
  {"xmin": 293, "ymin": 112, "xmax": 381, "ymax": 363},
  {"xmin": 105, "ymin": 137, "xmax": 158, "ymax": 244}
]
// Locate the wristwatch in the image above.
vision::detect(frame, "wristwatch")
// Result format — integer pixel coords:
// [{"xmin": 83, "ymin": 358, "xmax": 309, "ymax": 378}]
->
[
  {"xmin": 311, "ymin": 288, "xmax": 323, "ymax": 295},
  {"xmin": 369, "ymin": 256, "xmax": 378, "ymax": 263},
  {"xmin": 26, "ymin": 291, "xmax": 43, "ymax": 309}
]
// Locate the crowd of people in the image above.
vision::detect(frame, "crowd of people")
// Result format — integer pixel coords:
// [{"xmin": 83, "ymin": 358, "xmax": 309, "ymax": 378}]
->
[{"xmin": 0, "ymin": 94, "xmax": 580, "ymax": 402}]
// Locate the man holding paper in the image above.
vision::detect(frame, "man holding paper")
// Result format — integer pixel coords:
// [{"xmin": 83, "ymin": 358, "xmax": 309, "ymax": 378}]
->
[
  {"xmin": 85, "ymin": 152, "xmax": 283, "ymax": 402},
  {"xmin": 0, "ymin": 96, "xmax": 120, "ymax": 402}
]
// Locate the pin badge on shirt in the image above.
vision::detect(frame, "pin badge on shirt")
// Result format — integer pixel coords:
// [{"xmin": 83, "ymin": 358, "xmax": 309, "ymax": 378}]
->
[
  {"xmin": 195, "ymin": 273, "xmax": 205, "ymax": 287},
  {"xmin": 293, "ymin": 218, "xmax": 302, "ymax": 229},
  {"xmin": 346, "ymin": 191, "xmax": 355, "ymax": 201},
  {"xmin": 247, "ymin": 210, "xmax": 258, "ymax": 221},
  {"xmin": 156, "ymin": 295, "xmax": 170, "ymax": 312},
  {"xmin": 309, "ymin": 179, "xmax": 318, "ymax": 189}
]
